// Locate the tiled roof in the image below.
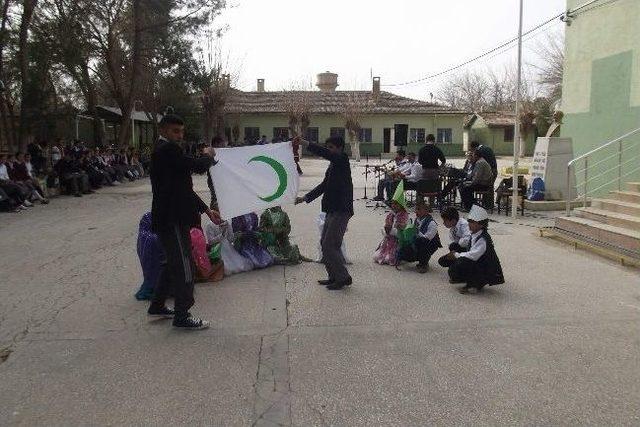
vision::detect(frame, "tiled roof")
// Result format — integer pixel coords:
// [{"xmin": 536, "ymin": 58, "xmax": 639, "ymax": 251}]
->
[
  {"xmin": 224, "ymin": 90, "xmax": 468, "ymax": 115},
  {"xmin": 467, "ymin": 111, "xmax": 516, "ymax": 128},
  {"xmin": 97, "ymin": 105, "xmax": 162, "ymax": 122}
]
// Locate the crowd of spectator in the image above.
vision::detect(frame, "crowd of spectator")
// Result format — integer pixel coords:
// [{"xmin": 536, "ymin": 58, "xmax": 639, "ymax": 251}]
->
[{"xmin": 0, "ymin": 139, "xmax": 149, "ymax": 213}]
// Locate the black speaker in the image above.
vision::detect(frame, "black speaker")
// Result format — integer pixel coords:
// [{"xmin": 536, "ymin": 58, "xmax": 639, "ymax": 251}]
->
[{"xmin": 394, "ymin": 124, "xmax": 408, "ymax": 146}]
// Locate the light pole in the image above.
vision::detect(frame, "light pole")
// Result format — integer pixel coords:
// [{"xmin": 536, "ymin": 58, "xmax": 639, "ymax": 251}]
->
[{"xmin": 512, "ymin": 0, "xmax": 524, "ymax": 218}]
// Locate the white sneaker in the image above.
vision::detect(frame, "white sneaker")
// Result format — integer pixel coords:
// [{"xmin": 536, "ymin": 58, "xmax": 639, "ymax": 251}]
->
[
  {"xmin": 112, "ymin": 180, "xmax": 121, "ymax": 186},
  {"xmin": 23, "ymin": 200, "xmax": 33, "ymax": 207}
]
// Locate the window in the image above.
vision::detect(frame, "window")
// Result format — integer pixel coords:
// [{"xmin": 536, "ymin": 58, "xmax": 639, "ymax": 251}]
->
[
  {"xmin": 330, "ymin": 127, "xmax": 345, "ymax": 139},
  {"xmin": 244, "ymin": 127, "xmax": 260, "ymax": 143},
  {"xmin": 504, "ymin": 125, "xmax": 515, "ymax": 142},
  {"xmin": 437, "ymin": 128, "xmax": 452, "ymax": 144},
  {"xmin": 358, "ymin": 128, "xmax": 372, "ymax": 143},
  {"xmin": 306, "ymin": 127, "xmax": 319, "ymax": 143},
  {"xmin": 410, "ymin": 128, "xmax": 426, "ymax": 143},
  {"xmin": 272, "ymin": 127, "xmax": 289, "ymax": 141}
]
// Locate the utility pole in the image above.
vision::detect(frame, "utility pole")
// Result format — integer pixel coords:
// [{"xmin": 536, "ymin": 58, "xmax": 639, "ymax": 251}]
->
[{"xmin": 512, "ymin": 0, "xmax": 524, "ymax": 218}]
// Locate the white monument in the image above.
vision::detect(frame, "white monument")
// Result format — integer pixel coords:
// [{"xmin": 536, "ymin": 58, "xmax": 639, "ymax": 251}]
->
[{"xmin": 530, "ymin": 137, "xmax": 577, "ymax": 201}]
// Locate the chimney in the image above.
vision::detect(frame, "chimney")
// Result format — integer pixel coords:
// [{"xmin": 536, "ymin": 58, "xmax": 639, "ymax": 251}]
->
[
  {"xmin": 257, "ymin": 78, "xmax": 265, "ymax": 92},
  {"xmin": 372, "ymin": 76, "xmax": 381, "ymax": 102},
  {"xmin": 316, "ymin": 71, "xmax": 338, "ymax": 92}
]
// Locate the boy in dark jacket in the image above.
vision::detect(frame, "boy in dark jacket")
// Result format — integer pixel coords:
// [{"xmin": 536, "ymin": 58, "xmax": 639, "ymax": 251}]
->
[
  {"xmin": 295, "ymin": 136, "xmax": 353, "ymax": 290},
  {"xmin": 148, "ymin": 114, "xmax": 220, "ymax": 330}
]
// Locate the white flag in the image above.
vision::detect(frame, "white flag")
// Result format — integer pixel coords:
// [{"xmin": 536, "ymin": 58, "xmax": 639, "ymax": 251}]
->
[{"xmin": 210, "ymin": 142, "xmax": 300, "ymax": 220}]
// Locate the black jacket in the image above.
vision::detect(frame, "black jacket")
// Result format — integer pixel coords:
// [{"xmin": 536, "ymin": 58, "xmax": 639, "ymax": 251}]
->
[
  {"xmin": 304, "ymin": 143, "xmax": 353, "ymax": 216},
  {"xmin": 150, "ymin": 138, "xmax": 213, "ymax": 232},
  {"xmin": 418, "ymin": 144, "xmax": 446, "ymax": 169},
  {"xmin": 477, "ymin": 145, "xmax": 497, "ymax": 172}
]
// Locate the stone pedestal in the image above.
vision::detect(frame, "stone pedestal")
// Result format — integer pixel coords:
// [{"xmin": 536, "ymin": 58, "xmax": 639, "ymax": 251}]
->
[{"xmin": 531, "ymin": 137, "xmax": 577, "ymax": 201}]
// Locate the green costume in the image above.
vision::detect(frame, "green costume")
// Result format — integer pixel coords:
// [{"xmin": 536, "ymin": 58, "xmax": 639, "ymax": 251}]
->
[{"xmin": 259, "ymin": 207, "xmax": 309, "ymax": 265}]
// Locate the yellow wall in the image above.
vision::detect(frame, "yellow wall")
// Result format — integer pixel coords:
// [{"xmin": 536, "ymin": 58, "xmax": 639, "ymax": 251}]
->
[{"xmin": 225, "ymin": 112, "xmax": 466, "ymax": 155}]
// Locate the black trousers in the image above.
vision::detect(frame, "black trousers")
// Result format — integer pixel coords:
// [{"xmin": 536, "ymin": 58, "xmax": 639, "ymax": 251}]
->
[
  {"xmin": 460, "ymin": 184, "xmax": 492, "ymax": 210},
  {"xmin": 438, "ymin": 243, "xmax": 466, "ymax": 268},
  {"xmin": 0, "ymin": 181, "xmax": 25, "ymax": 206},
  {"xmin": 448, "ymin": 257, "xmax": 481, "ymax": 286},
  {"xmin": 416, "ymin": 238, "xmax": 438, "ymax": 266},
  {"xmin": 62, "ymin": 173, "xmax": 89, "ymax": 195},
  {"xmin": 320, "ymin": 213, "xmax": 351, "ymax": 282},
  {"xmin": 152, "ymin": 224, "xmax": 195, "ymax": 318}
]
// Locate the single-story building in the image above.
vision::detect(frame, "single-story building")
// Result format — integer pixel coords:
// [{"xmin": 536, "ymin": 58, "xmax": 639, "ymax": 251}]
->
[
  {"xmin": 76, "ymin": 105, "xmax": 161, "ymax": 148},
  {"xmin": 464, "ymin": 111, "xmax": 537, "ymax": 157},
  {"xmin": 223, "ymin": 73, "xmax": 469, "ymax": 157}
]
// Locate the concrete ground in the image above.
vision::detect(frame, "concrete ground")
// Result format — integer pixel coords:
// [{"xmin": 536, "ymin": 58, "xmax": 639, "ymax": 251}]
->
[{"xmin": 0, "ymin": 157, "xmax": 639, "ymax": 426}]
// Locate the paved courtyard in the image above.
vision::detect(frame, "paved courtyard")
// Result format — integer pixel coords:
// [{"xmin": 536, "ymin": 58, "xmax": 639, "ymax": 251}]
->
[{"xmin": 1, "ymin": 157, "xmax": 639, "ymax": 426}]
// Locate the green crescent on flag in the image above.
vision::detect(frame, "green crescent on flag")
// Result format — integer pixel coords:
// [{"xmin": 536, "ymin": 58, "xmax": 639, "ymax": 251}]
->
[{"xmin": 210, "ymin": 142, "xmax": 300, "ymax": 220}]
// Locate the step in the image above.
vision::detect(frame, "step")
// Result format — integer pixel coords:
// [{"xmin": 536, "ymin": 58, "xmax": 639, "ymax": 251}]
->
[
  {"xmin": 628, "ymin": 182, "xmax": 640, "ymax": 192},
  {"xmin": 574, "ymin": 207, "xmax": 640, "ymax": 231},
  {"xmin": 610, "ymin": 190, "xmax": 640, "ymax": 204},
  {"xmin": 591, "ymin": 198, "xmax": 640, "ymax": 217},
  {"xmin": 555, "ymin": 216, "xmax": 640, "ymax": 255}
]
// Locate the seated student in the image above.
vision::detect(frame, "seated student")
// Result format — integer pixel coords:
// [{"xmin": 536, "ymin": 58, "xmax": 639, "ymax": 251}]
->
[
  {"xmin": 441, "ymin": 205, "xmax": 505, "ymax": 294},
  {"xmin": 438, "ymin": 206, "xmax": 471, "ymax": 268},
  {"xmin": 54, "ymin": 152, "xmax": 92, "ymax": 197},
  {"xmin": 459, "ymin": 149, "xmax": 493, "ymax": 211},
  {"xmin": 204, "ymin": 219, "xmax": 254, "ymax": 276},
  {"xmin": 373, "ymin": 182, "xmax": 409, "ymax": 265},
  {"xmin": 399, "ymin": 202, "xmax": 442, "ymax": 273},
  {"xmin": 232, "ymin": 212, "xmax": 274, "ymax": 268},
  {"xmin": 259, "ymin": 206, "xmax": 310, "ymax": 265},
  {"xmin": 134, "ymin": 212, "xmax": 164, "ymax": 300},
  {"xmin": 11, "ymin": 152, "xmax": 49, "ymax": 204},
  {"xmin": 0, "ymin": 153, "xmax": 31, "ymax": 210}
]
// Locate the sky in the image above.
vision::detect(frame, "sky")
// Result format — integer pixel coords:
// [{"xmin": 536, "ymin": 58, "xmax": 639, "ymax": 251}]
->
[{"xmin": 209, "ymin": 0, "xmax": 566, "ymax": 101}]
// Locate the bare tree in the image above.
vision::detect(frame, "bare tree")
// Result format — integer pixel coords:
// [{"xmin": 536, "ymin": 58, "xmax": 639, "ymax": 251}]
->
[
  {"xmin": 531, "ymin": 31, "xmax": 564, "ymax": 102},
  {"xmin": 343, "ymin": 93, "xmax": 363, "ymax": 162},
  {"xmin": 437, "ymin": 70, "xmax": 489, "ymax": 111},
  {"xmin": 283, "ymin": 81, "xmax": 312, "ymax": 140}
]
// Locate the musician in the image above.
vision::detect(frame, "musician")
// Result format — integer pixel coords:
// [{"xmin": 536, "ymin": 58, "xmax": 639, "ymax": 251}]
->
[{"xmin": 372, "ymin": 150, "xmax": 410, "ymax": 202}]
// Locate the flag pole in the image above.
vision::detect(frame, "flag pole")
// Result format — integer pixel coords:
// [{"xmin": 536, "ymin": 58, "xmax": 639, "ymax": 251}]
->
[{"xmin": 512, "ymin": 0, "xmax": 524, "ymax": 218}]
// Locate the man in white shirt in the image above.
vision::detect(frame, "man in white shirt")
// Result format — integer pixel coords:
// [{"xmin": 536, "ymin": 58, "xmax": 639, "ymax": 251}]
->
[{"xmin": 373, "ymin": 150, "xmax": 409, "ymax": 202}]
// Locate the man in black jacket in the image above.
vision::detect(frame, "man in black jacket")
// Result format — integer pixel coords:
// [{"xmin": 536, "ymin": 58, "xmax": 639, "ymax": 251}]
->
[
  {"xmin": 295, "ymin": 136, "xmax": 353, "ymax": 290},
  {"xmin": 418, "ymin": 133, "xmax": 446, "ymax": 179},
  {"xmin": 148, "ymin": 114, "xmax": 220, "ymax": 330}
]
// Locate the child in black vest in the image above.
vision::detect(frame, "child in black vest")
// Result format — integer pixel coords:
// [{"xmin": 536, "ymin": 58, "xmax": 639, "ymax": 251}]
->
[
  {"xmin": 443, "ymin": 204, "xmax": 504, "ymax": 294},
  {"xmin": 399, "ymin": 202, "xmax": 442, "ymax": 273}
]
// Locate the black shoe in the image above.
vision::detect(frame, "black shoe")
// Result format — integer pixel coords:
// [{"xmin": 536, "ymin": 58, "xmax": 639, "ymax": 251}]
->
[
  {"xmin": 173, "ymin": 315, "xmax": 210, "ymax": 330},
  {"xmin": 372, "ymin": 196, "xmax": 384, "ymax": 202},
  {"xmin": 148, "ymin": 306, "xmax": 175, "ymax": 318},
  {"xmin": 327, "ymin": 277, "xmax": 352, "ymax": 290},
  {"xmin": 74, "ymin": 193, "xmax": 82, "ymax": 197},
  {"xmin": 318, "ymin": 279, "xmax": 334, "ymax": 286}
]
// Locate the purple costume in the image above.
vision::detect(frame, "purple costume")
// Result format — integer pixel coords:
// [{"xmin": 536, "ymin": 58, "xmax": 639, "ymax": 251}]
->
[
  {"xmin": 232, "ymin": 213, "xmax": 273, "ymax": 269},
  {"xmin": 134, "ymin": 212, "xmax": 164, "ymax": 300}
]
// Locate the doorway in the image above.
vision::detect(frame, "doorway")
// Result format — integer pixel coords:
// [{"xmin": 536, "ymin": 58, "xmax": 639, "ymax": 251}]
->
[{"xmin": 383, "ymin": 128, "xmax": 391, "ymax": 153}]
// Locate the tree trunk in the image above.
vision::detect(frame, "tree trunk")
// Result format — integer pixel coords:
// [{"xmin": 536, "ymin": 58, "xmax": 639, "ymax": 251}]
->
[
  {"xmin": 0, "ymin": 0, "xmax": 16, "ymax": 152},
  {"xmin": 17, "ymin": 0, "xmax": 38, "ymax": 150},
  {"xmin": 115, "ymin": 0, "xmax": 143, "ymax": 147}
]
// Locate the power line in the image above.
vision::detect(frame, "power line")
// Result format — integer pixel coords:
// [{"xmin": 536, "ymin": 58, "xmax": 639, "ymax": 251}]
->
[
  {"xmin": 382, "ymin": 12, "xmax": 563, "ymax": 87},
  {"xmin": 382, "ymin": 0, "xmax": 609, "ymax": 88}
]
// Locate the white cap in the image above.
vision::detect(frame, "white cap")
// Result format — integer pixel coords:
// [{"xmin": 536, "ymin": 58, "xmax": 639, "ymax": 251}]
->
[{"xmin": 468, "ymin": 204, "xmax": 489, "ymax": 222}]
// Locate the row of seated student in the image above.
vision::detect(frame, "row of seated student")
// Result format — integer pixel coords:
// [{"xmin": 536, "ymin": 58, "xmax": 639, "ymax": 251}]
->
[{"xmin": 0, "ymin": 145, "xmax": 147, "ymax": 213}]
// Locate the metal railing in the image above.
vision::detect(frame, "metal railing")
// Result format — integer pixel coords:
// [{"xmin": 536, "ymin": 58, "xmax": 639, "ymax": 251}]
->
[{"xmin": 566, "ymin": 127, "xmax": 640, "ymax": 215}]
